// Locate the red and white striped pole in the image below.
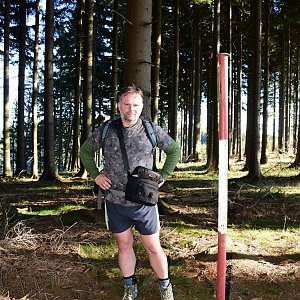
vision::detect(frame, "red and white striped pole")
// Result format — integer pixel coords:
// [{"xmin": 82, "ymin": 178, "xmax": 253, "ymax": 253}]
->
[{"xmin": 217, "ymin": 53, "xmax": 229, "ymax": 300}]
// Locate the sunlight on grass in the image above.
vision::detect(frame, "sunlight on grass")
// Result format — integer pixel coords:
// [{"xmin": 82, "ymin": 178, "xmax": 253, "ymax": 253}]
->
[
  {"xmin": 28, "ymin": 184, "xmax": 92, "ymax": 192},
  {"xmin": 17, "ymin": 203, "xmax": 89, "ymax": 216},
  {"xmin": 228, "ymin": 228, "xmax": 300, "ymax": 254},
  {"xmin": 173, "ymin": 275, "xmax": 215, "ymax": 299},
  {"xmin": 165, "ymin": 220, "xmax": 209, "ymax": 236},
  {"xmin": 261, "ymin": 166, "xmax": 299, "ymax": 178},
  {"xmin": 161, "ymin": 219, "xmax": 300, "ymax": 259},
  {"xmin": 173, "ymin": 170, "xmax": 219, "ymax": 181},
  {"xmin": 78, "ymin": 239, "xmax": 123, "ymax": 285},
  {"xmin": 79, "ymin": 240, "xmax": 118, "ymax": 261}
]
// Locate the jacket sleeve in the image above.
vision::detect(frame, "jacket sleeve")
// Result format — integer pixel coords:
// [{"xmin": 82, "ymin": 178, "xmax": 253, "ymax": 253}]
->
[
  {"xmin": 160, "ymin": 140, "xmax": 180, "ymax": 180},
  {"xmin": 80, "ymin": 140, "xmax": 100, "ymax": 179}
]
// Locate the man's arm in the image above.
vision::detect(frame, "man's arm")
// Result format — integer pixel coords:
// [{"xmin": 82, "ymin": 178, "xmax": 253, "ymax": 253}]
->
[
  {"xmin": 80, "ymin": 141, "xmax": 112, "ymax": 190},
  {"xmin": 160, "ymin": 140, "xmax": 180, "ymax": 180},
  {"xmin": 80, "ymin": 140, "xmax": 100, "ymax": 179}
]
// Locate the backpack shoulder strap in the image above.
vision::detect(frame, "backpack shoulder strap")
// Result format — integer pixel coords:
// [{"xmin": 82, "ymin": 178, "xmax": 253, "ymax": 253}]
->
[
  {"xmin": 141, "ymin": 118, "xmax": 157, "ymax": 149},
  {"xmin": 101, "ymin": 115, "xmax": 120, "ymax": 147},
  {"xmin": 141, "ymin": 117, "xmax": 158, "ymax": 170}
]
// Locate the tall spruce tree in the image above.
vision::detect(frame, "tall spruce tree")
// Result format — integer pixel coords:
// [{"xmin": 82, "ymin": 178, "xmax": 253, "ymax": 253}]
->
[{"xmin": 40, "ymin": 0, "xmax": 58, "ymax": 181}]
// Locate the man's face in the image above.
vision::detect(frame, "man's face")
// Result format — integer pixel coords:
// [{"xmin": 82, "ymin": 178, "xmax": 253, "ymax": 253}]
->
[{"xmin": 118, "ymin": 93, "xmax": 143, "ymax": 127}]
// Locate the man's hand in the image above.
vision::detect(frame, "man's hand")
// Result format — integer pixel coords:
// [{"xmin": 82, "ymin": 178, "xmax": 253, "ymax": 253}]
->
[{"xmin": 95, "ymin": 173, "xmax": 112, "ymax": 190}]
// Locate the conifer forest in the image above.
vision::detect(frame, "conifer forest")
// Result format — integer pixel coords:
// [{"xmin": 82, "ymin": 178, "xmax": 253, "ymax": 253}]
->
[{"xmin": 0, "ymin": 1, "xmax": 300, "ymax": 300}]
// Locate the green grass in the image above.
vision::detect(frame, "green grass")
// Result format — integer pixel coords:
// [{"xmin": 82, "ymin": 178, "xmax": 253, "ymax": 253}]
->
[
  {"xmin": 15, "ymin": 203, "xmax": 97, "ymax": 225},
  {"xmin": 17, "ymin": 203, "xmax": 89, "ymax": 216},
  {"xmin": 79, "ymin": 239, "xmax": 118, "ymax": 261},
  {"xmin": 228, "ymin": 228, "xmax": 300, "ymax": 250}
]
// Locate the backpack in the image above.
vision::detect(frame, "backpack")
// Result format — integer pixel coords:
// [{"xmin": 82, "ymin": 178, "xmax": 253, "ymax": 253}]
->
[{"xmin": 100, "ymin": 115, "xmax": 157, "ymax": 149}]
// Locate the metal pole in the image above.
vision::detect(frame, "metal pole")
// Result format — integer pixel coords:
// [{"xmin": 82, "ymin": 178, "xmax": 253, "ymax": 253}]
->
[{"xmin": 217, "ymin": 53, "xmax": 229, "ymax": 300}]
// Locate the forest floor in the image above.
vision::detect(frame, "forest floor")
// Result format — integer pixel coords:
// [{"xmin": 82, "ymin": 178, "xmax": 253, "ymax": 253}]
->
[{"xmin": 0, "ymin": 153, "xmax": 299, "ymax": 300}]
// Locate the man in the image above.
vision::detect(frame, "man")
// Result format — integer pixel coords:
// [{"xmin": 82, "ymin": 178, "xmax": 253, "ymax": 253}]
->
[{"xmin": 80, "ymin": 85, "xmax": 180, "ymax": 300}]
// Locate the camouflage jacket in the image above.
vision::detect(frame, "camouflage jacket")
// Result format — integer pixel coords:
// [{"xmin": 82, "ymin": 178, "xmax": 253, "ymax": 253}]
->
[{"xmin": 82, "ymin": 118, "xmax": 179, "ymax": 206}]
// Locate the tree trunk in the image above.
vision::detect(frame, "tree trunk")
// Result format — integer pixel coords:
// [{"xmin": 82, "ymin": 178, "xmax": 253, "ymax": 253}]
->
[
  {"xmin": 64, "ymin": 121, "xmax": 73, "ymax": 170},
  {"xmin": 293, "ymin": 101, "xmax": 300, "ymax": 166},
  {"xmin": 179, "ymin": 105, "xmax": 185, "ymax": 160},
  {"xmin": 3, "ymin": 0, "xmax": 12, "ymax": 177},
  {"xmin": 16, "ymin": 0, "xmax": 26, "ymax": 176},
  {"xmin": 111, "ymin": 0, "xmax": 119, "ymax": 117},
  {"xmin": 188, "ymin": 70, "xmax": 194, "ymax": 159},
  {"xmin": 184, "ymin": 106, "xmax": 188, "ymax": 160},
  {"xmin": 124, "ymin": 0, "xmax": 152, "ymax": 119},
  {"xmin": 246, "ymin": 0, "xmax": 262, "ymax": 181},
  {"xmin": 236, "ymin": 7, "xmax": 243, "ymax": 161},
  {"xmin": 278, "ymin": 30, "xmax": 285, "ymax": 152},
  {"xmin": 232, "ymin": 14, "xmax": 243, "ymax": 161},
  {"xmin": 193, "ymin": 5, "xmax": 202, "ymax": 161},
  {"xmin": 291, "ymin": 31, "xmax": 300, "ymax": 167},
  {"xmin": 71, "ymin": 0, "xmax": 83, "ymax": 173},
  {"xmin": 151, "ymin": 0, "xmax": 162, "ymax": 124},
  {"xmin": 40, "ymin": 0, "xmax": 58, "ymax": 181},
  {"xmin": 58, "ymin": 70, "xmax": 63, "ymax": 171},
  {"xmin": 226, "ymin": 0, "xmax": 232, "ymax": 166},
  {"xmin": 272, "ymin": 75, "xmax": 277, "ymax": 152},
  {"xmin": 206, "ymin": 45, "xmax": 213, "ymax": 168},
  {"xmin": 260, "ymin": 0, "xmax": 270, "ymax": 164},
  {"xmin": 78, "ymin": 0, "xmax": 94, "ymax": 178},
  {"xmin": 169, "ymin": 0, "xmax": 179, "ymax": 141},
  {"xmin": 31, "ymin": 0, "xmax": 40, "ymax": 179},
  {"xmin": 284, "ymin": 28, "xmax": 291, "ymax": 152},
  {"xmin": 206, "ymin": 0, "xmax": 220, "ymax": 172},
  {"xmin": 184, "ymin": 84, "xmax": 192, "ymax": 159},
  {"xmin": 243, "ymin": 57, "xmax": 252, "ymax": 173}
]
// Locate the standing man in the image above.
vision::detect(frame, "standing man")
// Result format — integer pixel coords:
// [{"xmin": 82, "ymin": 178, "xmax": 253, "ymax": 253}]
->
[{"xmin": 80, "ymin": 85, "xmax": 180, "ymax": 300}]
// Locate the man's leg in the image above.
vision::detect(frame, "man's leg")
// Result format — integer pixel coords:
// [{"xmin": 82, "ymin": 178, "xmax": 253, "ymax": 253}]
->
[
  {"xmin": 139, "ymin": 231, "xmax": 168, "ymax": 278},
  {"xmin": 140, "ymin": 232, "xmax": 174, "ymax": 300},
  {"xmin": 114, "ymin": 227, "xmax": 136, "ymax": 276},
  {"xmin": 115, "ymin": 228, "xmax": 138, "ymax": 300}
]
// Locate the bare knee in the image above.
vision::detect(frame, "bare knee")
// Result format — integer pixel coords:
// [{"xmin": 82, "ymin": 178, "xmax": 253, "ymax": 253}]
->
[
  {"xmin": 119, "ymin": 240, "xmax": 134, "ymax": 253},
  {"xmin": 140, "ymin": 237, "xmax": 164, "ymax": 255},
  {"xmin": 115, "ymin": 231, "xmax": 134, "ymax": 253}
]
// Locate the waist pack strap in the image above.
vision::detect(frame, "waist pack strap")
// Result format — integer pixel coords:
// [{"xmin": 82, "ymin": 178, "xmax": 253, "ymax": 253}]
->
[
  {"xmin": 110, "ymin": 189, "xmax": 125, "ymax": 197},
  {"xmin": 103, "ymin": 189, "xmax": 125, "ymax": 201}
]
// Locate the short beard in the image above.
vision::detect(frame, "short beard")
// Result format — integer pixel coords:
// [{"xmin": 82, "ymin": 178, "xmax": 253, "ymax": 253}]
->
[{"xmin": 123, "ymin": 114, "xmax": 139, "ymax": 125}]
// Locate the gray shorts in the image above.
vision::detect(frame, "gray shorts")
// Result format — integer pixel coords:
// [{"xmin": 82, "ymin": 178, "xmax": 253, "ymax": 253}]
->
[{"xmin": 105, "ymin": 201, "xmax": 160, "ymax": 235}]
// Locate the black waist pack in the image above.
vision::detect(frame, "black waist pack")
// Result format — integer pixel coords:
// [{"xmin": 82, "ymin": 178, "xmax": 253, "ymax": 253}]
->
[{"xmin": 125, "ymin": 167, "xmax": 163, "ymax": 206}]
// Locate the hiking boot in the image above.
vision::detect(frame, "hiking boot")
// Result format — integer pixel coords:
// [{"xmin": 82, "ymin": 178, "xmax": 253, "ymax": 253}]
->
[
  {"xmin": 160, "ymin": 283, "xmax": 174, "ymax": 300},
  {"xmin": 121, "ymin": 284, "xmax": 138, "ymax": 300}
]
